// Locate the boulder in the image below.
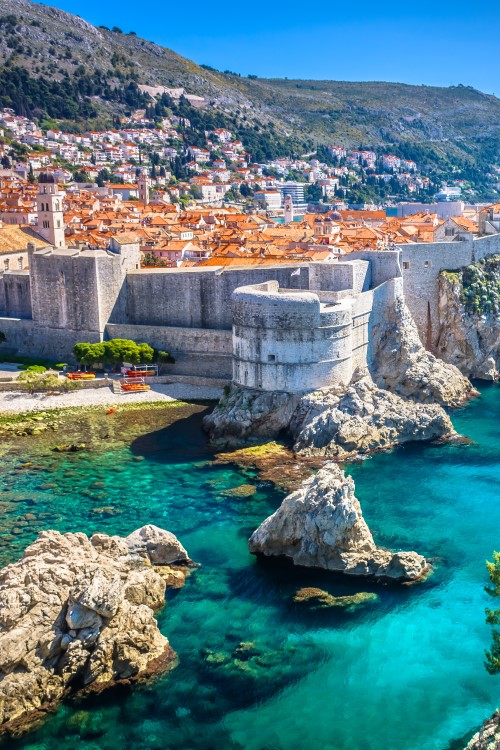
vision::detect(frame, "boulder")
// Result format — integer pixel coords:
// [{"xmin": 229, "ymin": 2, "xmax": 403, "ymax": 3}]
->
[
  {"xmin": 0, "ymin": 526, "xmax": 194, "ymax": 737},
  {"xmin": 249, "ymin": 462, "xmax": 428, "ymax": 582},
  {"xmin": 465, "ymin": 711, "xmax": 500, "ymax": 750},
  {"xmin": 125, "ymin": 524, "xmax": 191, "ymax": 565}
]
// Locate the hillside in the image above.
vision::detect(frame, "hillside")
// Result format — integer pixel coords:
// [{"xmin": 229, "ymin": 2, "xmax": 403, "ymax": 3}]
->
[{"xmin": 0, "ymin": 0, "xmax": 499, "ymax": 186}]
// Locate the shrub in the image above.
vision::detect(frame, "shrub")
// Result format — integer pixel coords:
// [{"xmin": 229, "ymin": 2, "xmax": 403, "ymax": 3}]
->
[
  {"xmin": 18, "ymin": 371, "xmax": 78, "ymax": 394},
  {"xmin": 55, "ymin": 363, "xmax": 67, "ymax": 370},
  {"xmin": 25, "ymin": 365, "xmax": 46, "ymax": 374}
]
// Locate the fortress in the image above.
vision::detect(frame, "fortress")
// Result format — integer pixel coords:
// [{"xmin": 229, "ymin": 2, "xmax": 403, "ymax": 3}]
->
[{"xmin": 1, "ymin": 178, "xmax": 500, "ymax": 389}]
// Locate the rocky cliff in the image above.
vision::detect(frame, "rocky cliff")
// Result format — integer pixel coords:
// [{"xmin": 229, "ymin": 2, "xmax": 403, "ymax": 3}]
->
[
  {"xmin": 437, "ymin": 258, "xmax": 500, "ymax": 380},
  {"xmin": 464, "ymin": 711, "xmax": 500, "ymax": 750},
  {"xmin": 0, "ymin": 524, "xmax": 194, "ymax": 737},
  {"xmin": 289, "ymin": 376, "xmax": 454, "ymax": 458},
  {"xmin": 371, "ymin": 291, "xmax": 472, "ymax": 405},
  {"xmin": 249, "ymin": 462, "xmax": 427, "ymax": 581}
]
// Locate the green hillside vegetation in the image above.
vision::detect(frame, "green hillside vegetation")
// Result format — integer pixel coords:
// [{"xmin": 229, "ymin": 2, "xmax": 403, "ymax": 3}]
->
[{"xmin": 0, "ymin": 0, "xmax": 499, "ymax": 195}]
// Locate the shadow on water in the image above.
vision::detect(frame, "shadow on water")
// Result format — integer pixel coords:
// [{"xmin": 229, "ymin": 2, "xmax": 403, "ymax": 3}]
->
[{"xmin": 130, "ymin": 406, "xmax": 215, "ymax": 464}]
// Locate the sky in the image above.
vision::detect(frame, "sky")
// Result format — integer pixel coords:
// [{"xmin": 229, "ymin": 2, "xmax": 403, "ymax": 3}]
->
[{"xmin": 46, "ymin": 0, "xmax": 500, "ymax": 94}]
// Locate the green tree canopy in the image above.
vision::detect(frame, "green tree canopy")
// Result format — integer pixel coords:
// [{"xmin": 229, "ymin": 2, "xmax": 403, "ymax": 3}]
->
[{"xmin": 485, "ymin": 551, "xmax": 500, "ymax": 674}]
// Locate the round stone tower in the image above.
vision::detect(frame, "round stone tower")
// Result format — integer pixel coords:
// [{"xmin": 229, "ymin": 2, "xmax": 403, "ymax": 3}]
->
[{"xmin": 231, "ymin": 281, "xmax": 354, "ymax": 392}]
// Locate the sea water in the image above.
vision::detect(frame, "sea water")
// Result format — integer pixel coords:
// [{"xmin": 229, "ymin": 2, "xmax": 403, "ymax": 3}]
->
[{"xmin": 1, "ymin": 387, "xmax": 500, "ymax": 750}]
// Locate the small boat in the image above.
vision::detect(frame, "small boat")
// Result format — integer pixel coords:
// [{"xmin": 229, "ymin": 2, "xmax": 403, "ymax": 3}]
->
[
  {"xmin": 66, "ymin": 371, "xmax": 96, "ymax": 381},
  {"xmin": 124, "ymin": 370, "xmax": 151, "ymax": 378},
  {"xmin": 121, "ymin": 383, "xmax": 151, "ymax": 392}
]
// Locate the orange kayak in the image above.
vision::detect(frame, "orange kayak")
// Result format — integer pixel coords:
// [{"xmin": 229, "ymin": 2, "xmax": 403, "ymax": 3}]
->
[{"xmin": 66, "ymin": 372, "xmax": 96, "ymax": 380}]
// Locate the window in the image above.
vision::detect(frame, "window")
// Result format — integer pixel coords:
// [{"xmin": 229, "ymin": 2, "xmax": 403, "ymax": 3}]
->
[
  {"xmin": 4, "ymin": 259, "xmax": 9, "ymax": 271},
  {"xmin": 402, "ymin": 261, "xmax": 410, "ymax": 270},
  {"xmin": 18, "ymin": 257, "xmax": 23, "ymax": 270},
  {"xmin": 424, "ymin": 260, "xmax": 432, "ymax": 268},
  {"xmin": 267, "ymin": 354, "xmax": 276, "ymax": 363}
]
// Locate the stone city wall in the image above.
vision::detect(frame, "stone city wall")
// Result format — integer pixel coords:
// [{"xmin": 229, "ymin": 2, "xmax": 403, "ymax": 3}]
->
[
  {"xmin": 106, "ymin": 323, "xmax": 233, "ymax": 378},
  {"xmin": 0, "ymin": 271, "xmax": 32, "ymax": 319},
  {"xmin": 401, "ymin": 234, "xmax": 500, "ymax": 348}
]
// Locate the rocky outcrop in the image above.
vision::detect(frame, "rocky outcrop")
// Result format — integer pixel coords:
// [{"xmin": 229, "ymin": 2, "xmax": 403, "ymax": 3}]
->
[
  {"xmin": 249, "ymin": 462, "xmax": 428, "ymax": 581},
  {"xmin": 370, "ymin": 289, "xmax": 472, "ymax": 405},
  {"xmin": 0, "ymin": 524, "xmax": 194, "ymax": 737},
  {"xmin": 203, "ymin": 387, "xmax": 301, "ymax": 449},
  {"xmin": 289, "ymin": 376, "xmax": 454, "ymax": 458},
  {"xmin": 465, "ymin": 711, "xmax": 500, "ymax": 749},
  {"xmin": 437, "ymin": 262, "xmax": 500, "ymax": 380},
  {"xmin": 205, "ymin": 376, "xmax": 455, "ymax": 458}
]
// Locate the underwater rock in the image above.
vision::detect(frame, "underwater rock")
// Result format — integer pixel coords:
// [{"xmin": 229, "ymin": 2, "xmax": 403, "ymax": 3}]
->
[
  {"xmin": 222, "ymin": 484, "xmax": 257, "ymax": 498},
  {"xmin": 0, "ymin": 525, "xmax": 195, "ymax": 737},
  {"xmin": 292, "ymin": 587, "xmax": 378, "ymax": 608},
  {"xmin": 249, "ymin": 462, "xmax": 428, "ymax": 582},
  {"xmin": 52, "ymin": 444, "xmax": 87, "ymax": 453}
]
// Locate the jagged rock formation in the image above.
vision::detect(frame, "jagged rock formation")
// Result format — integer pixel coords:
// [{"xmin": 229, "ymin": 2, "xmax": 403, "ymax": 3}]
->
[
  {"xmin": 289, "ymin": 376, "xmax": 453, "ymax": 458},
  {"xmin": 249, "ymin": 463, "xmax": 428, "ymax": 581},
  {"xmin": 437, "ymin": 261, "xmax": 500, "ymax": 380},
  {"xmin": 371, "ymin": 292, "xmax": 472, "ymax": 405},
  {"xmin": 465, "ymin": 711, "xmax": 500, "ymax": 749},
  {"xmin": 0, "ymin": 524, "xmax": 194, "ymax": 737},
  {"xmin": 205, "ymin": 376, "xmax": 455, "ymax": 457},
  {"xmin": 203, "ymin": 388, "xmax": 301, "ymax": 449}
]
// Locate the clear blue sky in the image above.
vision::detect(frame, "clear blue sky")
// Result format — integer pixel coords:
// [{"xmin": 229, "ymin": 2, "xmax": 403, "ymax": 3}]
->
[{"xmin": 47, "ymin": 0, "xmax": 500, "ymax": 94}]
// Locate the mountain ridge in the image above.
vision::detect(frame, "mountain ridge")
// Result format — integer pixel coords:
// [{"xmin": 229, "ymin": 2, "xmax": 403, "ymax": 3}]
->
[{"xmin": 0, "ymin": 0, "xmax": 499, "ymax": 186}]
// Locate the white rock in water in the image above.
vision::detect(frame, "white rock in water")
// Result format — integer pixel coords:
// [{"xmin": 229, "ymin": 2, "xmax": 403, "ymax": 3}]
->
[
  {"xmin": 0, "ymin": 526, "xmax": 193, "ymax": 738},
  {"xmin": 249, "ymin": 462, "xmax": 428, "ymax": 582}
]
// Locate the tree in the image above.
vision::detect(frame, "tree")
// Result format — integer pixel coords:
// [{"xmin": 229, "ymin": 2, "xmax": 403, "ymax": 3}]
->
[
  {"xmin": 485, "ymin": 552, "xmax": 500, "ymax": 674},
  {"xmin": 156, "ymin": 350, "xmax": 175, "ymax": 374},
  {"xmin": 305, "ymin": 184, "xmax": 323, "ymax": 203},
  {"xmin": 102, "ymin": 339, "xmax": 154, "ymax": 371},
  {"xmin": 72, "ymin": 342, "xmax": 105, "ymax": 370}
]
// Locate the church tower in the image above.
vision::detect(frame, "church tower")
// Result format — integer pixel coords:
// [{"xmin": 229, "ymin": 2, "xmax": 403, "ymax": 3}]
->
[
  {"xmin": 138, "ymin": 172, "xmax": 151, "ymax": 205},
  {"xmin": 283, "ymin": 194, "xmax": 294, "ymax": 224},
  {"xmin": 36, "ymin": 174, "xmax": 66, "ymax": 248}
]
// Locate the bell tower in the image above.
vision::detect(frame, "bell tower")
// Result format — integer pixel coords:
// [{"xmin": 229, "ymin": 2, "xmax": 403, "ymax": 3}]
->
[
  {"xmin": 283, "ymin": 194, "xmax": 294, "ymax": 224},
  {"xmin": 36, "ymin": 174, "xmax": 66, "ymax": 248},
  {"xmin": 138, "ymin": 172, "xmax": 150, "ymax": 205}
]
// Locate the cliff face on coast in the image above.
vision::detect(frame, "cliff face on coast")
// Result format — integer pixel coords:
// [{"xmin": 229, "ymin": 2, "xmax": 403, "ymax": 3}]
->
[
  {"xmin": 0, "ymin": 525, "xmax": 194, "ymax": 737},
  {"xmin": 437, "ymin": 257, "xmax": 500, "ymax": 380}
]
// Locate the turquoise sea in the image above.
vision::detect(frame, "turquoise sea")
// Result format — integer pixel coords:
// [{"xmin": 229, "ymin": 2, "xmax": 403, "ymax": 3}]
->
[{"xmin": 1, "ymin": 387, "xmax": 500, "ymax": 750}]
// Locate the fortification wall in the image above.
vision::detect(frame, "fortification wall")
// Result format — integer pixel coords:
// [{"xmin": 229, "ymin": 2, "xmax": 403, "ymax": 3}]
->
[
  {"xmin": 401, "ymin": 234, "xmax": 500, "ymax": 348},
  {"xmin": 106, "ymin": 323, "xmax": 232, "ymax": 378},
  {"xmin": 349, "ymin": 250, "xmax": 402, "ymax": 287},
  {"xmin": 231, "ymin": 281, "xmax": 354, "ymax": 392},
  {"xmin": 309, "ymin": 260, "xmax": 371, "ymax": 294},
  {"xmin": 0, "ymin": 272, "xmax": 32, "ymax": 319},
  {"xmin": 125, "ymin": 265, "xmax": 311, "ymax": 330},
  {"xmin": 0, "ymin": 317, "xmax": 101, "ymax": 360}
]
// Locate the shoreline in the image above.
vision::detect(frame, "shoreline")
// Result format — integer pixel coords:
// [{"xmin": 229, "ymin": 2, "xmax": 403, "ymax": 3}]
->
[{"xmin": 0, "ymin": 383, "xmax": 223, "ymax": 415}]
